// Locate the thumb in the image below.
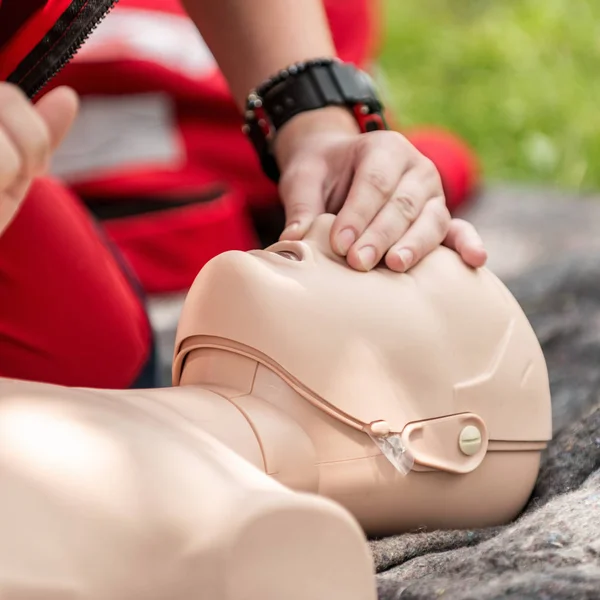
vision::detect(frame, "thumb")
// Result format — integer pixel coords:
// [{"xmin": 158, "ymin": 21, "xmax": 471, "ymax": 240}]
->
[
  {"xmin": 278, "ymin": 161, "xmax": 327, "ymax": 241},
  {"xmin": 34, "ymin": 86, "xmax": 79, "ymax": 151}
]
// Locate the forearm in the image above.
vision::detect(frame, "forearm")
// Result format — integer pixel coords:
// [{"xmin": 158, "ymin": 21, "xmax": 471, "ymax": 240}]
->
[{"xmin": 180, "ymin": 0, "xmax": 337, "ymax": 110}]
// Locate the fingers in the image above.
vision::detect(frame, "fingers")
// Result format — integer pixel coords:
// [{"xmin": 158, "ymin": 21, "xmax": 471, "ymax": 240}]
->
[
  {"xmin": 34, "ymin": 86, "xmax": 79, "ymax": 151},
  {"xmin": 0, "ymin": 84, "xmax": 79, "ymax": 235},
  {"xmin": 0, "ymin": 84, "xmax": 52, "ymax": 179},
  {"xmin": 384, "ymin": 197, "xmax": 451, "ymax": 272},
  {"xmin": 338, "ymin": 133, "xmax": 447, "ymax": 271},
  {"xmin": 278, "ymin": 158, "xmax": 328, "ymax": 241},
  {"xmin": 0, "ymin": 84, "xmax": 79, "ymax": 192},
  {"xmin": 443, "ymin": 218, "xmax": 488, "ymax": 267},
  {"xmin": 330, "ymin": 132, "xmax": 407, "ymax": 256},
  {"xmin": 274, "ymin": 124, "xmax": 486, "ymax": 272},
  {"xmin": 345, "ymin": 168, "xmax": 445, "ymax": 271}
]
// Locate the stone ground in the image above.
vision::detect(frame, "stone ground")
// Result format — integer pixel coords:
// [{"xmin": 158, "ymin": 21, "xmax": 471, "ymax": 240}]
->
[
  {"xmin": 458, "ymin": 183, "xmax": 600, "ymax": 281},
  {"xmin": 146, "ymin": 184, "xmax": 600, "ymax": 598}
]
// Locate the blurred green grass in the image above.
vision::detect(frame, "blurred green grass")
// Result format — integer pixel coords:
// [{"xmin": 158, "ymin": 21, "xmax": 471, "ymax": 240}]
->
[{"xmin": 379, "ymin": 0, "xmax": 600, "ymax": 190}]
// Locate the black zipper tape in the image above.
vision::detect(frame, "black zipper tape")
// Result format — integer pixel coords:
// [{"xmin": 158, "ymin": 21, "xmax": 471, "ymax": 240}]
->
[{"xmin": 8, "ymin": 0, "xmax": 118, "ymax": 98}]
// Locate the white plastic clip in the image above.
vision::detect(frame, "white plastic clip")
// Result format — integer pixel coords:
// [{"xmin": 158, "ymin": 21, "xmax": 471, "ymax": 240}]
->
[{"xmin": 367, "ymin": 421, "xmax": 414, "ymax": 476}]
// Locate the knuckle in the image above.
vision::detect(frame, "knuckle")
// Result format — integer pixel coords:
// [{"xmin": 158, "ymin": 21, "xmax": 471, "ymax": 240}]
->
[
  {"xmin": 419, "ymin": 156, "xmax": 444, "ymax": 184},
  {"xmin": 365, "ymin": 130, "xmax": 407, "ymax": 157},
  {"xmin": 371, "ymin": 225, "xmax": 397, "ymax": 250},
  {"xmin": 364, "ymin": 168, "xmax": 395, "ymax": 197},
  {"xmin": 390, "ymin": 192, "xmax": 421, "ymax": 222},
  {"xmin": 344, "ymin": 206, "xmax": 372, "ymax": 232}
]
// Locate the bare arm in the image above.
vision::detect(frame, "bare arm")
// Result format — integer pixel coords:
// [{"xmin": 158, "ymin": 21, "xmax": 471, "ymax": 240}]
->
[
  {"xmin": 179, "ymin": 0, "xmax": 487, "ymax": 273},
  {"xmin": 179, "ymin": 0, "xmax": 337, "ymax": 110}
]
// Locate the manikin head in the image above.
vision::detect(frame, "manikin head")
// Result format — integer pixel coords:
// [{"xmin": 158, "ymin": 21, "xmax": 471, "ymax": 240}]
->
[{"xmin": 174, "ymin": 214, "xmax": 552, "ymax": 474}]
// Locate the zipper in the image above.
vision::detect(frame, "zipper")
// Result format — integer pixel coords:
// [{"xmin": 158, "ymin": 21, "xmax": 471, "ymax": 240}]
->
[{"xmin": 8, "ymin": 0, "xmax": 119, "ymax": 98}]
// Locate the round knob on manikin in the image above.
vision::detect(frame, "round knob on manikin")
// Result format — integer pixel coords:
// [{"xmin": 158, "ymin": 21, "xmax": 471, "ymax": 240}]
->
[{"xmin": 459, "ymin": 425, "xmax": 482, "ymax": 456}]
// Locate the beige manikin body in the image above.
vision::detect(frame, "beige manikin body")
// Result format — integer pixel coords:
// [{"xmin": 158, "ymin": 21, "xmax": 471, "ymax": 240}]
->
[{"xmin": 0, "ymin": 215, "xmax": 552, "ymax": 599}]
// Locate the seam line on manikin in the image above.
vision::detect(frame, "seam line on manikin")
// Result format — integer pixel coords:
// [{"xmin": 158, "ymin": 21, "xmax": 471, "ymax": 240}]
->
[
  {"xmin": 209, "ymin": 362, "xmax": 269, "ymax": 473},
  {"xmin": 227, "ymin": 361, "xmax": 260, "ymax": 400}
]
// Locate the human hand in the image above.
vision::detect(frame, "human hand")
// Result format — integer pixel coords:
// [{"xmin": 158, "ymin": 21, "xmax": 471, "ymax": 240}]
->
[
  {"xmin": 274, "ymin": 106, "xmax": 487, "ymax": 272},
  {"xmin": 0, "ymin": 84, "xmax": 79, "ymax": 236}
]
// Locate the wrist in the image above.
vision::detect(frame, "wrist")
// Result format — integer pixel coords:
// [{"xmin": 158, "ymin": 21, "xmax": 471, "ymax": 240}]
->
[
  {"xmin": 273, "ymin": 106, "xmax": 360, "ymax": 169},
  {"xmin": 243, "ymin": 59, "xmax": 387, "ymax": 182}
]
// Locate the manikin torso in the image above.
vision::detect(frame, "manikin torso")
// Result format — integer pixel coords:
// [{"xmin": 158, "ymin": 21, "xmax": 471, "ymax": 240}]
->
[
  {"xmin": 0, "ymin": 377, "xmax": 377, "ymax": 600},
  {"xmin": 0, "ymin": 214, "xmax": 552, "ymax": 598}
]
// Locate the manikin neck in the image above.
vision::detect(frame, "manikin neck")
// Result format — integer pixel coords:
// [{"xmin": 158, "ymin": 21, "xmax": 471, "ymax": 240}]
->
[
  {"xmin": 179, "ymin": 346, "xmax": 303, "ymax": 406},
  {"xmin": 178, "ymin": 344, "xmax": 372, "ymax": 460}
]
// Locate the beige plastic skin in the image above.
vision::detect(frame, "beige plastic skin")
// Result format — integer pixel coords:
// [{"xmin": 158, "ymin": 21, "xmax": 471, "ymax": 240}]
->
[
  {"xmin": 172, "ymin": 214, "xmax": 552, "ymax": 536},
  {"xmin": 0, "ymin": 377, "xmax": 377, "ymax": 600},
  {"xmin": 0, "ymin": 212, "xmax": 553, "ymax": 600}
]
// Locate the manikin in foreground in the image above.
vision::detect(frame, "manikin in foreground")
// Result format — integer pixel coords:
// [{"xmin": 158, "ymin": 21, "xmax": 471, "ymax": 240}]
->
[{"xmin": 0, "ymin": 215, "xmax": 552, "ymax": 599}]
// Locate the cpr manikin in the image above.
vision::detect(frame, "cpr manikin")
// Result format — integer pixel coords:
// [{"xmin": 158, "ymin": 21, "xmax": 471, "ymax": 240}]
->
[
  {"xmin": 0, "ymin": 215, "xmax": 552, "ymax": 599},
  {"xmin": 173, "ymin": 214, "xmax": 552, "ymax": 532}
]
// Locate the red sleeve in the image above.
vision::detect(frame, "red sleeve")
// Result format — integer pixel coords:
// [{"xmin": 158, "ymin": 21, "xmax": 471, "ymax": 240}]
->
[{"xmin": 0, "ymin": 177, "xmax": 152, "ymax": 388}]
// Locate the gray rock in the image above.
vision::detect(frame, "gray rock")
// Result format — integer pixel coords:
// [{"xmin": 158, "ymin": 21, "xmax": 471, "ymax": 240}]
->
[
  {"xmin": 459, "ymin": 183, "xmax": 600, "ymax": 280},
  {"xmin": 507, "ymin": 253, "xmax": 600, "ymax": 433}
]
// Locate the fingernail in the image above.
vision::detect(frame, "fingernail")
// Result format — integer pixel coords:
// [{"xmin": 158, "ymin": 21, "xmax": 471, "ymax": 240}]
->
[
  {"xmin": 356, "ymin": 245, "xmax": 377, "ymax": 271},
  {"xmin": 397, "ymin": 248, "xmax": 414, "ymax": 271},
  {"xmin": 335, "ymin": 228, "xmax": 356, "ymax": 254}
]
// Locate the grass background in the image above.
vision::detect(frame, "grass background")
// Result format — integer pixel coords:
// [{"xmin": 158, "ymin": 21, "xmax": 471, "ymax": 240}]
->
[{"xmin": 379, "ymin": 0, "xmax": 600, "ymax": 191}]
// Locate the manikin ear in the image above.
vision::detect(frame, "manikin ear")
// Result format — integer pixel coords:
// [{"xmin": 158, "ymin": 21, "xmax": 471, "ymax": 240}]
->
[{"xmin": 453, "ymin": 316, "xmax": 551, "ymax": 441}]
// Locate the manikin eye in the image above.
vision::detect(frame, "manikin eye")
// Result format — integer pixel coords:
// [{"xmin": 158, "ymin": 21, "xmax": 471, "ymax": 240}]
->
[{"xmin": 275, "ymin": 249, "xmax": 302, "ymax": 261}]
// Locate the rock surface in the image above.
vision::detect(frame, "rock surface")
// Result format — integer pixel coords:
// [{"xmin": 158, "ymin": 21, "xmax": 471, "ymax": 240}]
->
[{"xmin": 459, "ymin": 183, "xmax": 600, "ymax": 279}]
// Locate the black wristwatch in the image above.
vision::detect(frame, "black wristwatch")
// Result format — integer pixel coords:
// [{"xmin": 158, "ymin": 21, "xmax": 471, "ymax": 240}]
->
[{"xmin": 242, "ymin": 58, "xmax": 389, "ymax": 183}]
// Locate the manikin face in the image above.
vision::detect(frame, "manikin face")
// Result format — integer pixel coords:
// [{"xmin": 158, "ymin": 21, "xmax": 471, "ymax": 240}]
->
[{"xmin": 175, "ymin": 214, "xmax": 551, "ymax": 442}]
